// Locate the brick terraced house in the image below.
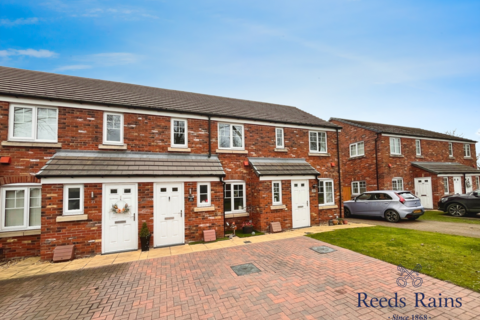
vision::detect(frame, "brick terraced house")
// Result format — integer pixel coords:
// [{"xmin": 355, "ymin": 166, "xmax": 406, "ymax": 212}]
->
[
  {"xmin": 0, "ymin": 66, "xmax": 342, "ymax": 260},
  {"xmin": 330, "ymin": 118, "xmax": 479, "ymax": 209}
]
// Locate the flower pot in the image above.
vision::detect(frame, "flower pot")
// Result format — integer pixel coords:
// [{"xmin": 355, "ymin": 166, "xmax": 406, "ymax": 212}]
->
[
  {"xmin": 242, "ymin": 226, "xmax": 253, "ymax": 234},
  {"xmin": 343, "ymin": 220, "xmax": 348, "ymax": 225},
  {"xmin": 140, "ymin": 235, "xmax": 151, "ymax": 251}
]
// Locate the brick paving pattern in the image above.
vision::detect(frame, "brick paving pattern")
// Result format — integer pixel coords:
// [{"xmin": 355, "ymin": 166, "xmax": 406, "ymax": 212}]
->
[{"xmin": 0, "ymin": 237, "xmax": 479, "ymax": 320}]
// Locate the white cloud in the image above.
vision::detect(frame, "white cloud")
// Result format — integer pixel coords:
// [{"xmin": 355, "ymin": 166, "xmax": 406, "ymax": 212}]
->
[
  {"xmin": 0, "ymin": 49, "xmax": 57, "ymax": 58},
  {"xmin": 0, "ymin": 18, "xmax": 39, "ymax": 26},
  {"xmin": 54, "ymin": 64, "xmax": 91, "ymax": 71}
]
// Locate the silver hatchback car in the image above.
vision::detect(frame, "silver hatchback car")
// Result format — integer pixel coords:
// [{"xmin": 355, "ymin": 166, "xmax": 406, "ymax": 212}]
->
[{"xmin": 344, "ymin": 190, "xmax": 425, "ymax": 223}]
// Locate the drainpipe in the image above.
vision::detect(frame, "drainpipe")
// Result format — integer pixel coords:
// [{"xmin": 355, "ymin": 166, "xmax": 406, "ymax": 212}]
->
[
  {"xmin": 220, "ymin": 176, "xmax": 226, "ymax": 236},
  {"xmin": 208, "ymin": 116, "xmax": 212, "ymax": 158},
  {"xmin": 336, "ymin": 129, "xmax": 343, "ymax": 218},
  {"xmin": 375, "ymin": 133, "xmax": 380, "ymax": 190}
]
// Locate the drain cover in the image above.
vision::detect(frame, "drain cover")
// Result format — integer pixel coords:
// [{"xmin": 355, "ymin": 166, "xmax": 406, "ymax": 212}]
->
[
  {"xmin": 305, "ymin": 232, "xmax": 313, "ymax": 235},
  {"xmin": 244, "ymin": 241, "xmax": 251, "ymax": 244},
  {"xmin": 310, "ymin": 246, "xmax": 336, "ymax": 254},
  {"xmin": 231, "ymin": 263, "xmax": 261, "ymax": 276}
]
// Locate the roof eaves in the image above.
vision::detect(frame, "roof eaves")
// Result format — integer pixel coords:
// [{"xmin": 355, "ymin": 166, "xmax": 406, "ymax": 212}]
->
[{"xmin": 329, "ymin": 118, "xmax": 381, "ymax": 133}]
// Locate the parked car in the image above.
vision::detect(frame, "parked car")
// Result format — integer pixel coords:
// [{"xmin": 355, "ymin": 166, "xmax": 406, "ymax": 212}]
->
[
  {"xmin": 438, "ymin": 190, "xmax": 480, "ymax": 216},
  {"xmin": 344, "ymin": 191, "xmax": 424, "ymax": 223}
]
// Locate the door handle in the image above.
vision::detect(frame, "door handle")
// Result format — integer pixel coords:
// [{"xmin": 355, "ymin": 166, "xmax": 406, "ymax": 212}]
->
[
  {"xmin": 307, "ymin": 201, "xmax": 309, "ymax": 206},
  {"xmin": 180, "ymin": 210, "xmax": 182, "ymax": 217},
  {"xmin": 133, "ymin": 213, "xmax": 136, "ymax": 221}
]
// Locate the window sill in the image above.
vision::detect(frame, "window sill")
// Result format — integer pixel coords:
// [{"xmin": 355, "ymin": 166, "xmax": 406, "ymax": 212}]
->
[
  {"xmin": 449, "ymin": 156, "xmax": 455, "ymax": 159},
  {"xmin": 98, "ymin": 144, "xmax": 127, "ymax": 150},
  {"xmin": 194, "ymin": 206, "xmax": 215, "ymax": 212},
  {"xmin": 416, "ymin": 155, "xmax": 424, "ymax": 158},
  {"xmin": 390, "ymin": 154, "xmax": 404, "ymax": 158},
  {"xmin": 2, "ymin": 141, "xmax": 62, "ymax": 148},
  {"xmin": 0, "ymin": 229, "xmax": 41, "ymax": 238},
  {"xmin": 270, "ymin": 204, "xmax": 286, "ymax": 210},
  {"xmin": 349, "ymin": 155, "xmax": 365, "ymax": 160},
  {"xmin": 464, "ymin": 157, "xmax": 473, "ymax": 159},
  {"xmin": 318, "ymin": 205, "xmax": 338, "ymax": 210},
  {"xmin": 309, "ymin": 153, "xmax": 330, "ymax": 157},
  {"xmin": 216, "ymin": 149, "xmax": 248, "ymax": 154},
  {"xmin": 225, "ymin": 212, "xmax": 249, "ymax": 218},
  {"xmin": 168, "ymin": 147, "xmax": 191, "ymax": 152},
  {"xmin": 274, "ymin": 148, "xmax": 288, "ymax": 152},
  {"xmin": 56, "ymin": 214, "xmax": 88, "ymax": 222}
]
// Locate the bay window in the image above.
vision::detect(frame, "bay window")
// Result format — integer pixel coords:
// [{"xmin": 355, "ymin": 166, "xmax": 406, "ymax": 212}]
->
[
  {"xmin": 9, "ymin": 105, "xmax": 58, "ymax": 142},
  {"xmin": 224, "ymin": 182, "xmax": 246, "ymax": 212},
  {"xmin": 1, "ymin": 186, "xmax": 41, "ymax": 231},
  {"xmin": 218, "ymin": 123, "xmax": 244, "ymax": 149}
]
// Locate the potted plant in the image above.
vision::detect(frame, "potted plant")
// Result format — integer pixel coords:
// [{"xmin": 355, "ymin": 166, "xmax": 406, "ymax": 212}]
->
[
  {"xmin": 242, "ymin": 220, "xmax": 254, "ymax": 234},
  {"xmin": 332, "ymin": 219, "xmax": 339, "ymax": 225},
  {"xmin": 139, "ymin": 222, "xmax": 151, "ymax": 251},
  {"xmin": 342, "ymin": 219, "xmax": 348, "ymax": 225}
]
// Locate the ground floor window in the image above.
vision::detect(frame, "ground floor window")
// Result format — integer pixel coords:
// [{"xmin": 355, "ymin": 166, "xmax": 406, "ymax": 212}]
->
[
  {"xmin": 352, "ymin": 181, "xmax": 366, "ymax": 195},
  {"xmin": 318, "ymin": 179, "xmax": 334, "ymax": 205},
  {"xmin": 197, "ymin": 182, "xmax": 211, "ymax": 207},
  {"xmin": 63, "ymin": 184, "xmax": 84, "ymax": 215},
  {"xmin": 392, "ymin": 178, "xmax": 404, "ymax": 191},
  {"xmin": 224, "ymin": 182, "xmax": 246, "ymax": 212},
  {"xmin": 443, "ymin": 177, "xmax": 449, "ymax": 194},
  {"xmin": 272, "ymin": 181, "xmax": 282, "ymax": 205},
  {"xmin": 1, "ymin": 185, "xmax": 41, "ymax": 231}
]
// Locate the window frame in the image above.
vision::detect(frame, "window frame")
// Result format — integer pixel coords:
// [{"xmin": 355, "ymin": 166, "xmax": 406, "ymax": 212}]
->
[
  {"xmin": 464, "ymin": 144, "xmax": 471, "ymax": 157},
  {"xmin": 448, "ymin": 142, "xmax": 453, "ymax": 157},
  {"xmin": 392, "ymin": 177, "xmax": 404, "ymax": 191},
  {"xmin": 476, "ymin": 176, "xmax": 480, "ymax": 190},
  {"xmin": 351, "ymin": 181, "xmax": 366, "ymax": 195},
  {"xmin": 349, "ymin": 141, "xmax": 365, "ymax": 157},
  {"xmin": 197, "ymin": 182, "xmax": 211, "ymax": 207},
  {"xmin": 309, "ymin": 131, "xmax": 328, "ymax": 153},
  {"xmin": 272, "ymin": 181, "xmax": 282, "ymax": 205},
  {"xmin": 390, "ymin": 137, "xmax": 401, "ymax": 155},
  {"xmin": 103, "ymin": 112, "xmax": 124, "ymax": 145},
  {"xmin": 318, "ymin": 179, "xmax": 335, "ymax": 206},
  {"xmin": 171, "ymin": 118, "xmax": 188, "ymax": 148},
  {"xmin": 1, "ymin": 184, "xmax": 42, "ymax": 232},
  {"xmin": 275, "ymin": 128, "xmax": 284, "ymax": 149},
  {"xmin": 63, "ymin": 184, "xmax": 84, "ymax": 216},
  {"xmin": 443, "ymin": 177, "xmax": 449, "ymax": 194},
  {"xmin": 224, "ymin": 181, "xmax": 246, "ymax": 213},
  {"xmin": 415, "ymin": 140, "xmax": 421, "ymax": 156},
  {"xmin": 217, "ymin": 123, "xmax": 245, "ymax": 150},
  {"xmin": 8, "ymin": 104, "xmax": 59, "ymax": 143}
]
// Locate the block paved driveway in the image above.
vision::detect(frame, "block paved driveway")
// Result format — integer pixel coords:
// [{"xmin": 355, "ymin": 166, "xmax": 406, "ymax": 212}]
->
[{"xmin": 0, "ymin": 237, "xmax": 479, "ymax": 320}]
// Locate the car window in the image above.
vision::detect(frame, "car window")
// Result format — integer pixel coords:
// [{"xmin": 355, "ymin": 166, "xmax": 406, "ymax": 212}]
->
[
  {"xmin": 372, "ymin": 193, "xmax": 392, "ymax": 200},
  {"xmin": 397, "ymin": 192, "xmax": 417, "ymax": 199},
  {"xmin": 356, "ymin": 193, "xmax": 372, "ymax": 200}
]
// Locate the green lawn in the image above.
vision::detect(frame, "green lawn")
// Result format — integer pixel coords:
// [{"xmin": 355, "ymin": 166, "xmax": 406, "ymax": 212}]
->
[
  {"xmin": 419, "ymin": 210, "xmax": 480, "ymax": 224},
  {"xmin": 307, "ymin": 226, "xmax": 480, "ymax": 292}
]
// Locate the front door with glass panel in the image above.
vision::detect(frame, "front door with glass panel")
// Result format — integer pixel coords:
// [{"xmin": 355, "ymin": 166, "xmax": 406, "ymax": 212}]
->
[
  {"xmin": 292, "ymin": 180, "xmax": 310, "ymax": 228},
  {"xmin": 453, "ymin": 177, "xmax": 462, "ymax": 194},
  {"xmin": 103, "ymin": 184, "xmax": 138, "ymax": 254},
  {"xmin": 154, "ymin": 183, "xmax": 185, "ymax": 247},
  {"xmin": 414, "ymin": 178, "xmax": 433, "ymax": 209}
]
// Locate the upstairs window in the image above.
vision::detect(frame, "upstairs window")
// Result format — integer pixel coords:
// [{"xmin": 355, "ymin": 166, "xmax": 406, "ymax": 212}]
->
[
  {"xmin": 443, "ymin": 177, "xmax": 449, "ymax": 194},
  {"xmin": 392, "ymin": 178, "xmax": 404, "ymax": 191},
  {"xmin": 352, "ymin": 181, "xmax": 366, "ymax": 195},
  {"xmin": 1, "ymin": 186, "xmax": 41, "ymax": 231},
  {"xmin": 448, "ymin": 143, "xmax": 453, "ymax": 157},
  {"xmin": 464, "ymin": 144, "xmax": 471, "ymax": 157},
  {"xmin": 224, "ymin": 182, "xmax": 246, "ymax": 213},
  {"xmin": 218, "ymin": 123, "xmax": 244, "ymax": 149},
  {"xmin": 171, "ymin": 119, "xmax": 188, "ymax": 148},
  {"xmin": 416, "ymin": 140, "xmax": 421, "ymax": 156},
  {"xmin": 350, "ymin": 141, "xmax": 364, "ymax": 157},
  {"xmin": 275, "ymin": 128, "xmax": 284, "ymax": 148},
  {"xmin": 197, "ymin": 182, "xmax": 211, "ymax": 207},
  {"xmin": 390, "ymin": 137, "xmax": 401, "ymax": 155},
  {"xmin": 309, "ymin": 131, "xmax": 327, "ymax": 153},
  {"xmin": 103, "ymin": 113, "xmax": 123, "ymax": 144},
  {"xmin": 318, "ymin": 179, "xmax": 334, "ymax": 205},
  {"xmin": 272, "ymin": 181, "xmax": 282, "ymax": 205},
  {"xmin": 9, "ymin": 105, "xmax": 58, "ymax": 142}
]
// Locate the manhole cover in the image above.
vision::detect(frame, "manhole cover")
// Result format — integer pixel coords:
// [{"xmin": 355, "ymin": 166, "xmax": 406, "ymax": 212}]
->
[
  {"xmin": 305, "ymin": 232, "xmax": 313, "ymax": 235},
  {"xmin": 310, "ymin": 246, "xmax": 336, "ymax": 254},
  {"xmin": 244, "ymin": 241, "xmax": 251, "ymax": 244},
  {"xmin": 231, "ymin": 263, "xmax": 261, "ymax": 276}
]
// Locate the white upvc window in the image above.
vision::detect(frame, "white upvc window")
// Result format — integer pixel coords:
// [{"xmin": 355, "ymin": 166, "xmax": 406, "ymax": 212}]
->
[
  {"xmin": 464, "ymin": 144, "xmax": 471, "ymax": 157},
  {"xmin": 309, "ymin": 131, "xmax": 327, "ymax": 153},
  {"xmin": 390, "ymin": 137, "xmax": 401, "ymax": 155},
  {"xmin": 476, "ymin": 177, "xmax": 480, "ymax": 190},
  {"xmin": 218, "ymin": 123, "xmax": 244, "ymax": 149},
  {"xmin": 272, "ymin": 181, "xmax": 282, "ymax": 205},
  {"xmin": 171, "ymin": 119, "xmax": 188, "ymax": 148},
  {"xmin": 275, "ymin": 128, "xmax": 284, "ymax": 148},
  {"xmin": 392, "ymin": 178, "xmax": 404, "ymax": 191},
  {"xmin": 416, "ymin": 140, "xmax": 421, "ymax": 156},
  {"xmin": 1, "ymin": 185, "xmax": 41, "ymax": 232},
  {"xmin": 63, "ymin": 185, "xmax": 84, "ymax": 215},
  {"xmin": 197, "ymin": 182, "xmax": 211, "ymax": 207},
  {"xmin": 9, "ymin": 104, "xmax": 58, "ymax": 142},
  {"xmin": 224, "ymin": 181, "xmax": 246, "ymax": 213},
  {"xmin": 349, "ymin": 141, "xmax": 364, "ymax": 157},
  {"xmin": 103, "ymin": 112, "xmax": 124, "ymax": 144},
  {"xmin": 318, "ymin": 179, "xmax": 334, "ymax": 205},
  {"xmin": 443, "ymin": 177, "xmax": 449, "ymax": 194},
  {"xmin": 448, "ymin": 143, "xmax": 453, "ymax": 157},
  {"xmin": 352, "ymin": 181, "xmax": 366, "ymax": 195}
]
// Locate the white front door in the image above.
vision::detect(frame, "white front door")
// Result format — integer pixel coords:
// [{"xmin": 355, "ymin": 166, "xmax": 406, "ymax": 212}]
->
[
  {"xmin": 453, "ymin": 177, "xmax": 463, "ymax": 194},
  {"xmin": 103, "ymin": 184, "xmax": 138, "ymax": 254},
  {"xmin": 465, "ymin": 177, "xmax": 473, "ymax": 193},
  {"xmin": 414, "ymin": 177, "xmax": 433, "ymax": 209},
  {"xmin": 154, "ymin": 183, "xmax": 185, "ymax": 247},
  {"xmin": 292, "ymin": 180, "xmax": 310, "ymax": 228}
]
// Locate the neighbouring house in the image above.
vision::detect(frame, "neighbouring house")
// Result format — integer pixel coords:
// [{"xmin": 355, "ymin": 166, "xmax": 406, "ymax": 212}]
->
[
  {"xmin": 0, "ymin": 66, "xmax": 342, "ymax": 260},
  {"xmin": 330, "ymin": 118, "xmax": 479, "ymax": 209}
]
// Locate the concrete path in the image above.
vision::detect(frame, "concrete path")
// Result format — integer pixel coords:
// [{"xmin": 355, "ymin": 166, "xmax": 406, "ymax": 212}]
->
[
  {"xmin": 348, "ymin": 216, "xmax": 480, "ymax": 238},
  {"xmin": 0, "ymin": 236, "xmax": 478, "ymax": 320}
]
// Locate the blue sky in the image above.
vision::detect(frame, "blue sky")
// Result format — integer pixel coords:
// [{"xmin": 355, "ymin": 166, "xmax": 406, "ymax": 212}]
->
[{"xmin": 1, "ymin": 0, "xmax": 479, "ymax": 151}]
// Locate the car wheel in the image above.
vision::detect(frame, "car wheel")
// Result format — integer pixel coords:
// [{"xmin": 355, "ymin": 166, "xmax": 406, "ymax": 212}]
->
[
  {"xmin": 447, "ymin": 203, "xmax": 467, "ymax": 217},
  {"xmin": 344, "ymin": 207, "xmax": 351, "ymax": 218},
  {"xmin": 385, "ymin": 210, "xmax": 400, "ymax": 223}
]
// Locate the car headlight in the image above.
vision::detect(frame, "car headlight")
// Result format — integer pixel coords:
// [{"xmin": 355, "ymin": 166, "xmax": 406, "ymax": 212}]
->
[{"xmin": 440, "ymin": 197, "xmax": 448, "ymax": 202}]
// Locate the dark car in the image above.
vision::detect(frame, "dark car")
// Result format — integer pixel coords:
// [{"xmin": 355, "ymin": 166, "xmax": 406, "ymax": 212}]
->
[{"xmin": 438, "ymin": 189, "xmax": 480, "ymax": 216}]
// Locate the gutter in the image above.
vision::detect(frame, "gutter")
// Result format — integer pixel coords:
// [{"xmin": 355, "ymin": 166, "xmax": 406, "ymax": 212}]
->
[
  {"xmin": 220, "ymin": 176, "xmax": 226, "ymax": 237},
  {"xmin": 336, "ymin": 129, "xmax": 343, "ymax": 217}
]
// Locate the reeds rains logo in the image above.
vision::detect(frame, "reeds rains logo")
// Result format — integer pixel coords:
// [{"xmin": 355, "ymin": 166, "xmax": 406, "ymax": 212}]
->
[{"xmin": 357, "ymin": 264, "xmax": 462, "ymax": 309}]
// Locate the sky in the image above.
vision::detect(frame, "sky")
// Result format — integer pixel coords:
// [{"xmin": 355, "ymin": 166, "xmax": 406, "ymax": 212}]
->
[{"xmin": 1, "ymin": 0, "xmax": 479, "ymax": 153}]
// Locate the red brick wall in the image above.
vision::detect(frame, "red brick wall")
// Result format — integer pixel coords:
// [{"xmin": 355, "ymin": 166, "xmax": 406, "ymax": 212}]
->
[{"xmin": 0, "ymin": 234, "xmax": 40, "ymax": 259}]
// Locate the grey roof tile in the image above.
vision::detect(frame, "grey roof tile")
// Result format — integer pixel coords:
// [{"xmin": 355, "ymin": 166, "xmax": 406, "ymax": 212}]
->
[
  {"xmin": 248, "ymin": 157, "xmax": 319, "ymax": 176},
  {"xmin": 411, "ymin": 162, "xmax": 480, "ymax": 174}
]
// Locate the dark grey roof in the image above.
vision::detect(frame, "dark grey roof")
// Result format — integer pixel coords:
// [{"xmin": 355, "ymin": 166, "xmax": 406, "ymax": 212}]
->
[
  {"xmin": 0, "ymin": 66, "xmax": 340, "ymax": 129},
  {"xmin": 248, "ymin": 157, "xmax": 319, "ymax": 176},
  {"xmin": 37, "ymin": 151, "xmax": 225, "ymax": 178},
  {"xmin": 411, "ymin": 162, "xmax": 480, "ymax": 175},
  {"xmin": 330, "ymin": 118, "xmax": 476, "ymax": 143}
]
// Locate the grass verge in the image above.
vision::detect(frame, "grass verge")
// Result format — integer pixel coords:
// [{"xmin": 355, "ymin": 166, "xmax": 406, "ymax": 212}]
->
[
  {"xmin": 418, "ymin": 210, "xmax": 480, "ymax": 224},
  {"xmin": 307, "ymin": 226, "xmax": 480, "ymax": 292}
]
